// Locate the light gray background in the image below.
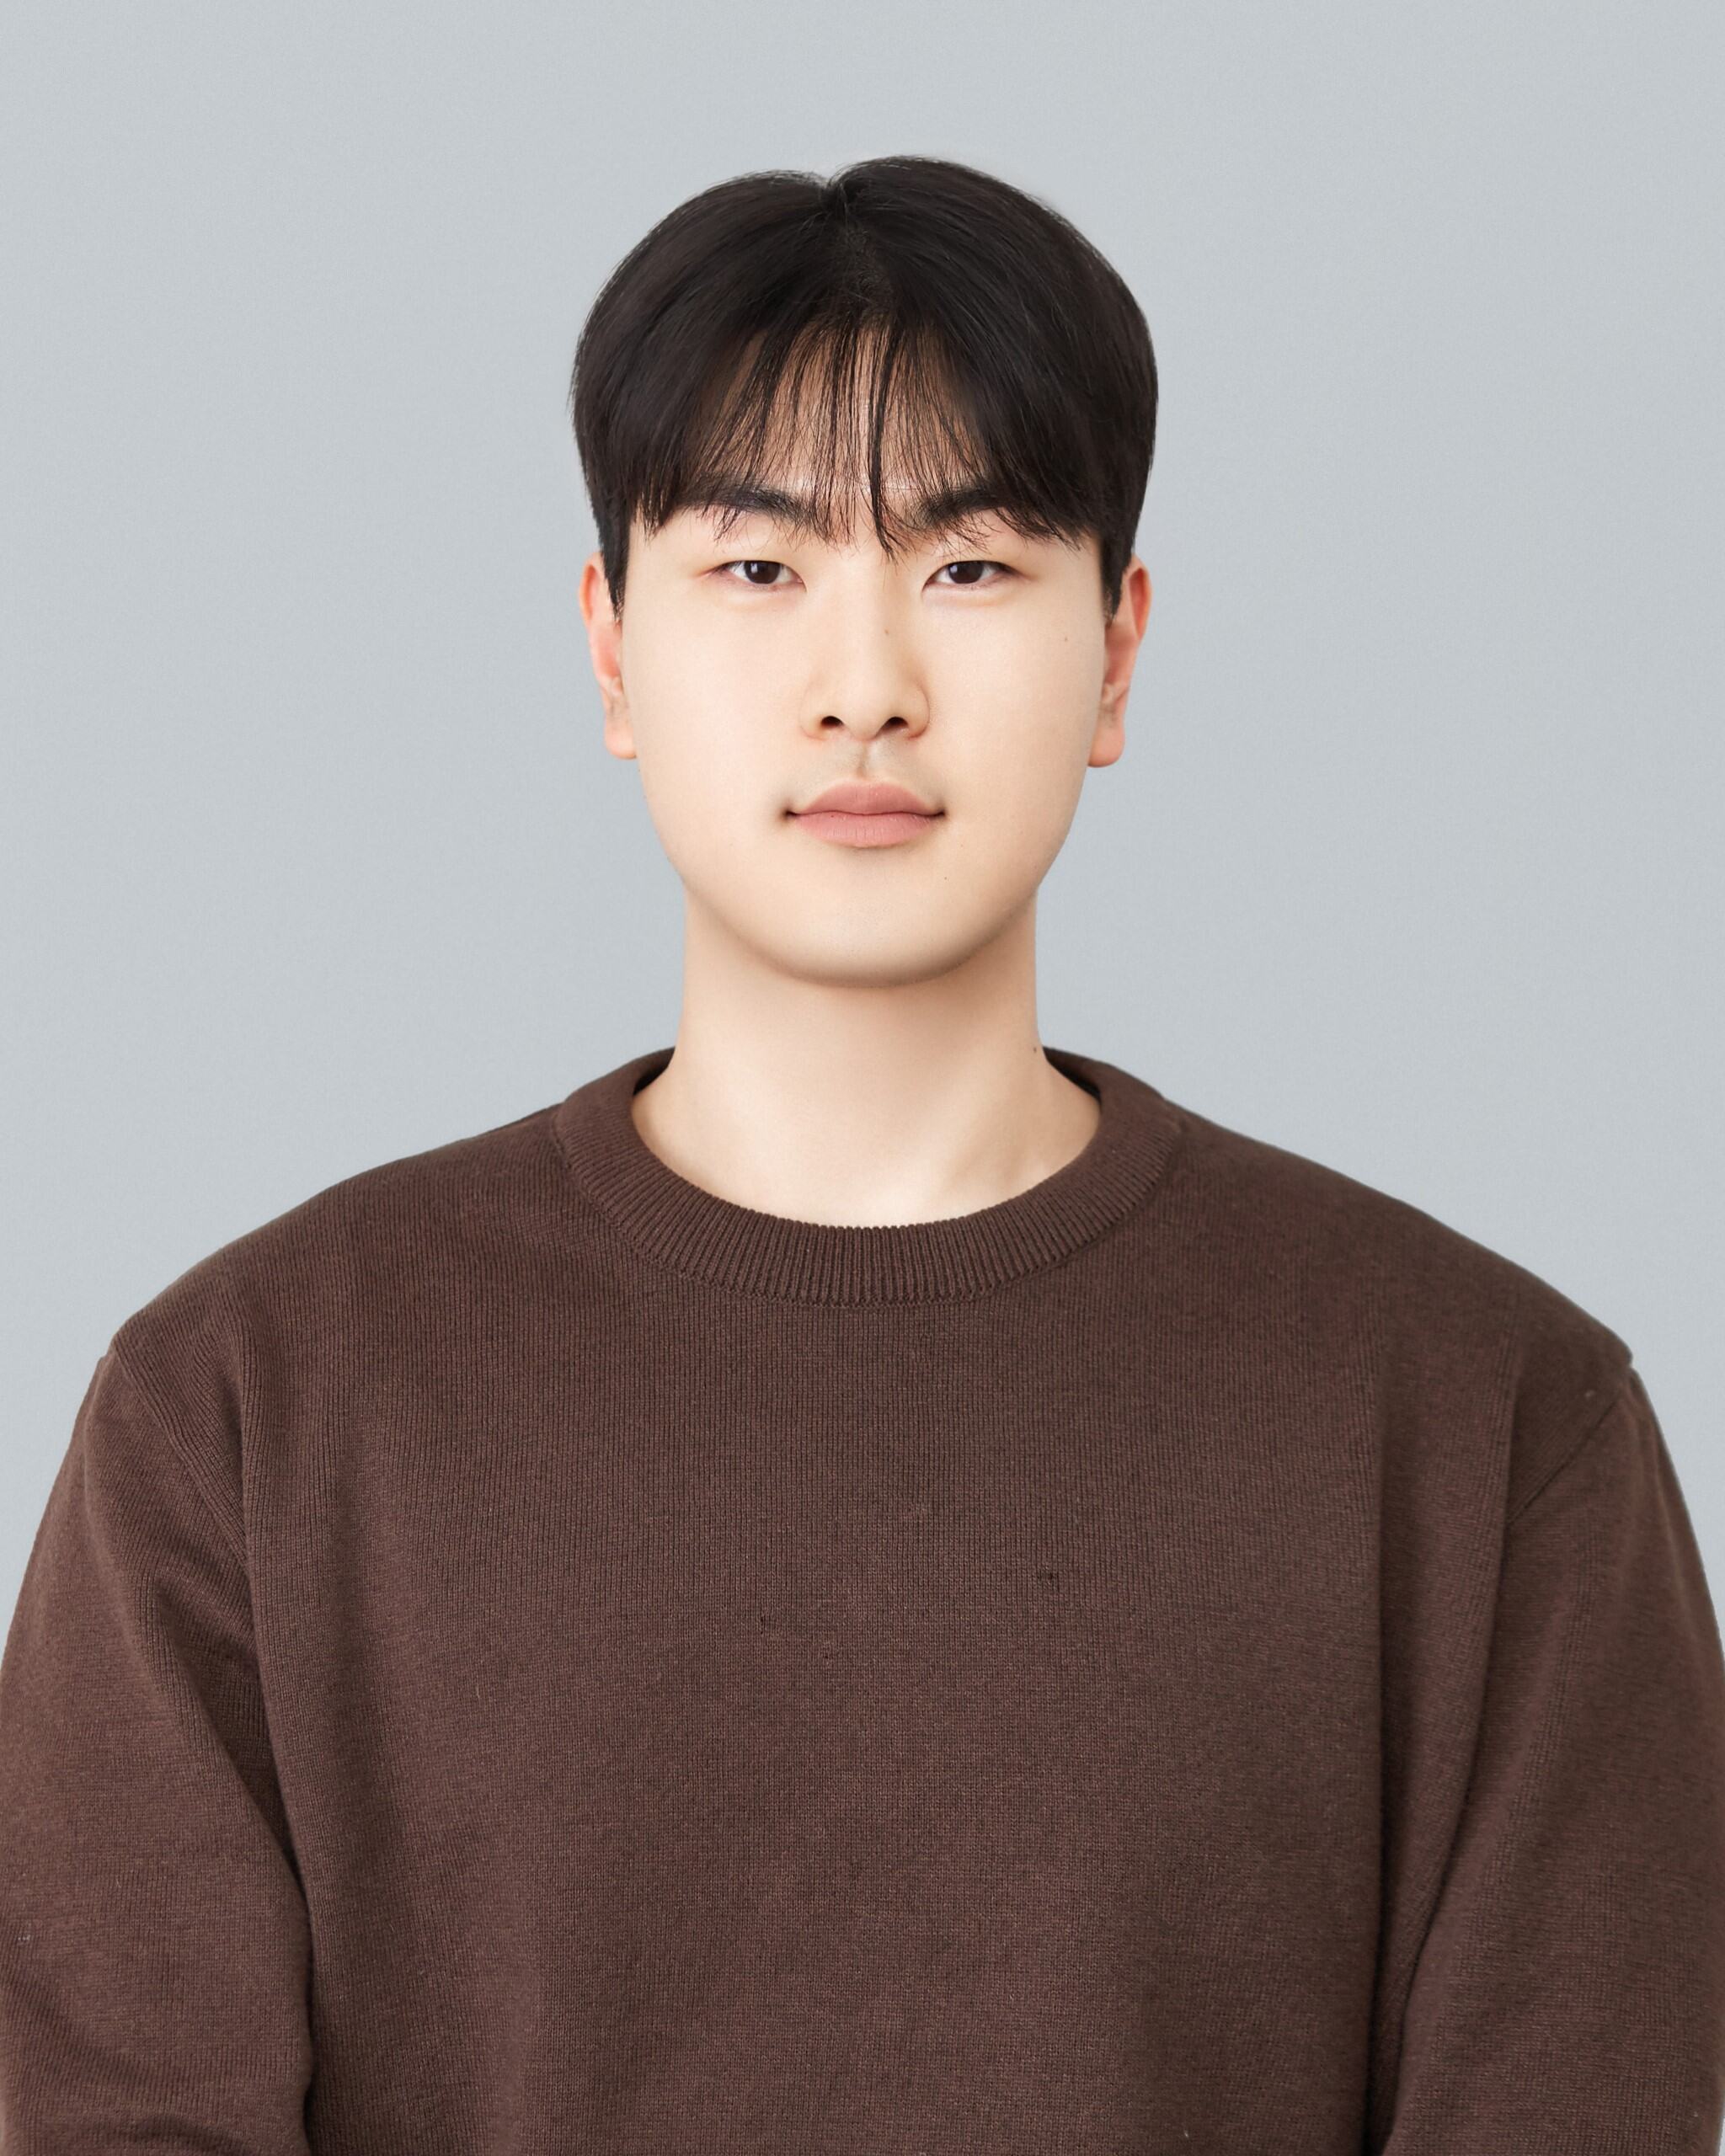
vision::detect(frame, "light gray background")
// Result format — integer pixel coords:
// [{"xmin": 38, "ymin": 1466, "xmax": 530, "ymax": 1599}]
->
[{"xmin": 3, "ymin": 5, "xmax": 1722, "ymax": 1623}]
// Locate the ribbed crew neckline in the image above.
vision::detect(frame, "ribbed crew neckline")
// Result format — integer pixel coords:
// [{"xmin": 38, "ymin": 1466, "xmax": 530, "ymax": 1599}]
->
[{"xmin": 551, "ymin": 1043, "xmax": 1184, "ymax": 1305}]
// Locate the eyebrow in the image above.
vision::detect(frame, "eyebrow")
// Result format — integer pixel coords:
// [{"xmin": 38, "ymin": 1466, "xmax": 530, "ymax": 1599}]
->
[{"xmin": 682, "ymin": 476, "xmax": 1008, "ymax": 539}]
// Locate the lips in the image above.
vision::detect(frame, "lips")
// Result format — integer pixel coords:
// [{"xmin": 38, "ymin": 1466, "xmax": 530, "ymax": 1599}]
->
[
  {"xmin": 788, "ymin": 787, "xmax": 945, "ymax": 849},
  {"xmin": 792, "ymin": 781, "xmax": 941, "ymax": 817}
]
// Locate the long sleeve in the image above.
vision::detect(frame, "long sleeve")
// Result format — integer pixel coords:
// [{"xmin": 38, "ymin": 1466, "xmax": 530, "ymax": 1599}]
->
[
  {"xmin": 1380, "ymin": 1365, "xmax": 1725, "ymax": 2152},
  {"xmin": 0, "ymin": 1338, "xmax": 313, "ymax": 2152}
]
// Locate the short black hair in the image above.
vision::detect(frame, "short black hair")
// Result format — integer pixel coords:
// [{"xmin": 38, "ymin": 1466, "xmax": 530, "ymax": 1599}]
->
[{"xmin": 569, "ymin": 156, "xmax": 1157, "ymax": 623}]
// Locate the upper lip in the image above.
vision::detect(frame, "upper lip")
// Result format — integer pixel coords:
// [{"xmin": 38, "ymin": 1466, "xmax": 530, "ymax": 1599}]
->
[{"xmin": 793, "ymin": 780, "xmax": 942, "ymax": 816}]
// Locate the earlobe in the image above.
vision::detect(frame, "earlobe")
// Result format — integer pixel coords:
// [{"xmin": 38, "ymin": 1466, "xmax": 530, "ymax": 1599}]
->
[
  {"xmin": 599, "ymin": 657, "xmax": 637, "ymax": 760},
  {"xmin": 601, "ymin": 696, "xmax": 637, "ymax": 762},
  {"xmin": 1087, "ymin": 685, "xmax": 1127, "ymax": 769}
]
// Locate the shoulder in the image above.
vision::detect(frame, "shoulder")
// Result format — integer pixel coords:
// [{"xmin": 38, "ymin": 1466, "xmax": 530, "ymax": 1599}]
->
[
  {"xmin": 1156, "ymin": 1090, "xmax": 1634, "ymax": 1505},
  {"xmin": 107, "ymin": 1093, "xmax": 569, "ymax": 1422}
]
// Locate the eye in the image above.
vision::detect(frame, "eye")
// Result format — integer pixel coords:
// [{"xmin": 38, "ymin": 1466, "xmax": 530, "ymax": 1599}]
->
[
  {"xmin": 933, "ymin": 559, "xmax": 1013, "ymax": 588},
  {"xmin": 715, "ymin": 558, "xmax": 793, "ymax": 589}
]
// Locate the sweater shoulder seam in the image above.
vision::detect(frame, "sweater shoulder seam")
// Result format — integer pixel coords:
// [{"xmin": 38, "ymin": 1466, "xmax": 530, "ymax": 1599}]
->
[
  {"xmin": 1504, "ymin": 1364, "xmax": 1635, "ymax": 1532},
  {"xmin": 106, "ymin": 1301, "xmax": 248, "ymax": 1576}
]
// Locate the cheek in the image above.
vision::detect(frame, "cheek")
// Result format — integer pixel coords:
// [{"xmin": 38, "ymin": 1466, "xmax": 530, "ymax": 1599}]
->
[
  {"xmin": 947, "ymin": 607, "xmax": 1101, "ymax": 718},
  {"xmin": 945, "ymin": 632, "xmax": 1100, "ymax": 776},
  {"xmin": 629, "ymin": 696, "xmax": 772, "ymax": 879},
  {"xmin": 1023, "ymin": 628, "xmax": 1105, "ymax": 718},
  {"xmin": 635, "ymin": 722, "xmax": 738, "ymax": 839},
  {"xmin": 620, "ymin": 636, "xmax": 747, "ymax": 808},
  {"xmin": 948, "ymin": 664, "xmax": 1097, "ymax": 862},
  {"xmin": 996, "ymin": 766, "xmax": 1089, "ymax": 867}
]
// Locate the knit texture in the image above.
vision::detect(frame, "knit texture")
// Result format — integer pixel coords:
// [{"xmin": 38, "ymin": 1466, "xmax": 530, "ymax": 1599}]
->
[{"xmin": 3, "ymin": 1042, "xmax": 1723, "ymax": 2152}]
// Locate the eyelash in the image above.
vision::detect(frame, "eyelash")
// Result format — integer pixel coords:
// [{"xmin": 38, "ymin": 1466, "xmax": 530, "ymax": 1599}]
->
[{"xmin": 713, "ymin": 558, "xmax": 1015, "ymax": 591}]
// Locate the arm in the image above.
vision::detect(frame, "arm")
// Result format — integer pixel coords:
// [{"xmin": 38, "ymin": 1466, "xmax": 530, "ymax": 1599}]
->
[
  {"xmin": 0, "ymin": 1339, "xmax": 314, "ymax": 2152},
  {"xmin": 1377, "ymin": 1367, "xmax": 1725, "ymax": 2151}
]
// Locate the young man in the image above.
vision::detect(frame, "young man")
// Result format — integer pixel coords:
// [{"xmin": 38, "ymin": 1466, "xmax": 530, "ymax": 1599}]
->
[{"xmin": 3, "ymin": 154, "xmax": 1722, "ymax": 2153}]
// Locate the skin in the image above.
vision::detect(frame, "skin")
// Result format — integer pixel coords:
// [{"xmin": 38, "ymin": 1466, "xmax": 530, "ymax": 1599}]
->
[{"xmin": 576, "ymin": 449, "xmax": 1153, "ymax": 1230}]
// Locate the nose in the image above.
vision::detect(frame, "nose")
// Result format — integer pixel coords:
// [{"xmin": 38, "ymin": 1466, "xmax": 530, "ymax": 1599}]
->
[{"xmin": 798, "ymin": 572, "xmax": 931, "ymax": 742}]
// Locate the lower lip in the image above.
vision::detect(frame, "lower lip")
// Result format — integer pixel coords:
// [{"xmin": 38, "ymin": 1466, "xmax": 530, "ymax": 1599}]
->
[{"xmin": 790, "ymin": 810, "xmax": 943, "ymax": 848}]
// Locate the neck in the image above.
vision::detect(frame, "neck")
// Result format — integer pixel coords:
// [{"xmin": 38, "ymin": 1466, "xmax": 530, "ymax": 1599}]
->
[{"xmin": 629, "ymin": 900, "xmax": 1101, "ymax": 1230}]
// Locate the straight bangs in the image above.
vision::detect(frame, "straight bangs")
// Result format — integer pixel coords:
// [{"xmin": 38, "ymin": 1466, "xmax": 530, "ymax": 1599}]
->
[{"xmin": 644, "ymin": 321, "xmax": 1089, "ymax": 571}]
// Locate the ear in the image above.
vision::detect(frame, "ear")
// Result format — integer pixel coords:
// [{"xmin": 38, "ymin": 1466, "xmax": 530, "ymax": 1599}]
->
[
  {"xmin": 1090, "ymin": 554, "xmax": 1151, "ymax": 770},
  {"xmin": 579, "ymin": 551, "xmax": 635, "ymax": 761}
]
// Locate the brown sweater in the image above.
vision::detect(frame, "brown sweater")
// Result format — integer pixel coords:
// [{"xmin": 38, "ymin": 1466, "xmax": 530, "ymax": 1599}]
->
[{"xmin": 3, "ymin": 1042, "xmax": 1723, "ymax": 2153}]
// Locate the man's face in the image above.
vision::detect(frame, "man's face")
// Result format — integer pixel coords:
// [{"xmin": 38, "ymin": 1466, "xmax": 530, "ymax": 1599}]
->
[{"xmin": 579, "ymin": 464, "xmax": 1151, "ymax": 990}]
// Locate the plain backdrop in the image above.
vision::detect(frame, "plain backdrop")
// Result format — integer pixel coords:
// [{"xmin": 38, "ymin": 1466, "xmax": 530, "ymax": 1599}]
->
[{"xmin": 3, "ymin": 3, "xmax": 1722, "ymax": 1623}]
